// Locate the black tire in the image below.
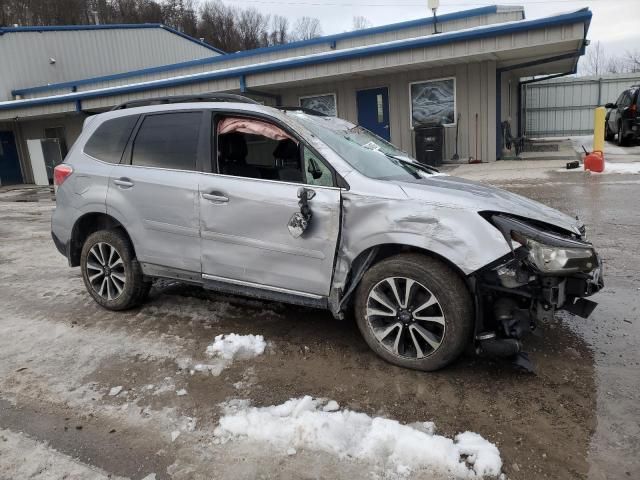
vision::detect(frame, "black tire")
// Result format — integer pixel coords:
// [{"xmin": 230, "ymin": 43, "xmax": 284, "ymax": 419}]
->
[
  {"xmin": 354, "ymin": 253, "xmax": 473, "ymax": 371},
  {"xmin": 605, "ymin": 121, "xmax": 614, "ymax": 141},
  {"xmin": 80, "ymin": 229, "xmax": 150, "ymax": 310},
  {"xmin": 617, "ymin": 122, "xmax": 626, "ymax": 146}
]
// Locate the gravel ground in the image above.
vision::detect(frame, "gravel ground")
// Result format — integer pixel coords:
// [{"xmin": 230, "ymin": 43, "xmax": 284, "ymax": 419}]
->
[{"xmin": 0, "ymin": 167, "xmax": 638, "ymax": 479}]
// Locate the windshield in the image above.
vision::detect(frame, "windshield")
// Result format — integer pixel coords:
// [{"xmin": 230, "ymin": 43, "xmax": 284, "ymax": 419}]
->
[{"xmin": 289, "ymin": 112, "xmax": 439, "ymax": 181}]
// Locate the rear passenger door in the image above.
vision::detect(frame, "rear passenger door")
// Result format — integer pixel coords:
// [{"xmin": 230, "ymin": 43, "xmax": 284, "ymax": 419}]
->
[{"xmin": 107, "ymin": 110, "xmax": 208, "ymax": 274}]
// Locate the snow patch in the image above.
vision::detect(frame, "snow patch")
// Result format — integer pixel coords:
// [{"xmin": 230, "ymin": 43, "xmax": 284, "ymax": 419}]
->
[
  {"xmin": 213, "ymin": 396, "xmax": 502, "ymax": 478},
  {"xmin": 108, "ymin": 386, "xmax": 123, "ymax": 397},
  {"xmin": 192, "ymin": 334, "xmax": 267, "ymax": 376},
  {"xmin": 176, "ymin": 388, "xmax": 187, "ymax": 397},
  {"xmin": 559, "ymin": 162, "xmax": 640, "ymax": 174},
  {"xmin": 206, "ymin": 333, "xmax": 266, "ymax": 361}
]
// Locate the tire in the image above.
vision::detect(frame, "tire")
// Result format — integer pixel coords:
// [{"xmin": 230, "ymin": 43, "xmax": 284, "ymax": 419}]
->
[
  {"xmin": 617, "ymin": 122, "xmax": 626, "ymax": 147},
  {"xmin": 80, "ymin": 229, "xmax": 150, "ymax": 310},
  {"xmin": 605, "ymin": 121, "xmax": 614, "ymax": 141},
  {"xmin": 354, "ymin": 253, "xmax": 473, "ymax": 371}
]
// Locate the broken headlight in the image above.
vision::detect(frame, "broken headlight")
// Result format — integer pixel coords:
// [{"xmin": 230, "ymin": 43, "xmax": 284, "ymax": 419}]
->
[{"xmin": 491, "ymin": 215, "xmax": 598, "ymax": 275}]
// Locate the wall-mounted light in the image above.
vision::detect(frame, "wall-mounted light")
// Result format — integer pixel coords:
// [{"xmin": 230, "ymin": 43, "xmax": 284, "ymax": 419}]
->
[{"xmin": 49, "ymin": 57, "xmax": 56, "ymax": 64}]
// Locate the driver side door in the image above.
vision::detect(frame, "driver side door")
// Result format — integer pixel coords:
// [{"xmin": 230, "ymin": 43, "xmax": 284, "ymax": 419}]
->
[{"xmin": 199, "ymin": 113, "xmax": 341, "ymax": 298}]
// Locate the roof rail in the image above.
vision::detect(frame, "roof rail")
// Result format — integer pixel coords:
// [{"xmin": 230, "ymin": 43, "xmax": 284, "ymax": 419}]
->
[
  {"xmin": 110, "ymin": 92, "xmax": 259, "ymax": 111},
  {"xmin": 277, "ymin": 106, "xmax": 328, "ymax": 117}
]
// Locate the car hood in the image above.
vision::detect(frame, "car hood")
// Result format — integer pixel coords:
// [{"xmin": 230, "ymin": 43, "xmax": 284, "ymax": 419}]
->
[{"xmin": 394, "ymin": 175, "xmax": 582, "ymax": 234}]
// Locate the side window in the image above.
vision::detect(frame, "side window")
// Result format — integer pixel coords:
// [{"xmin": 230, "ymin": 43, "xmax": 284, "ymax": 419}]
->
[
  {"xmin": 303, "ymin": 146, "xmax": 334, "ymax": 187},
  {"xmin": 84, "ymin": 115, "xmax": 138, "ymax": 163},
  {"xmin": 131, "ymin": 112, "xmax": 202, "ymax": 170},
  {"xmin": 619, "ymin": 92, "xmax": 632, "ymax": 108},
  {"xmin": 217, "ymin": 116, "xmax": 310, "ymax": 184}
]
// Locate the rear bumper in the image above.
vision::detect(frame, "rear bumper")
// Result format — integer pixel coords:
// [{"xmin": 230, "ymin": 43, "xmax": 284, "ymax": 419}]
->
[{"xmin": 51, "ymin": 230, "xmax": 68, "ymax": 258}]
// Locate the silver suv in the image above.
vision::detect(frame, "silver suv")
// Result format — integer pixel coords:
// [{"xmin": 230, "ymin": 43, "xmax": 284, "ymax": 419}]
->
[{"xmin": 51, "ymin": 94, "xmax": 603, "ymax": 371}]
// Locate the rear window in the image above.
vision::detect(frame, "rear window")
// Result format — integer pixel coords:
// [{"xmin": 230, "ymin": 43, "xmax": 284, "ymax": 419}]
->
[
  {"xmin": 131, "ymin": 112, "xmax": 202, "ymax": 171},
  {"xmin": 84, "ymin": 115, "xmax": 138, "ymax": 163}
]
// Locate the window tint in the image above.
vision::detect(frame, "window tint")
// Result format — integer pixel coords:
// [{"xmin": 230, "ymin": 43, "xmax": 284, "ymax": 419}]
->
[
  {"xmin": 131, "ymin": 112, "xmax": 202, "ymax": 170},
  {"xmin": 84, "ymin": 115, "xmax": 138, "ymax": 163},
  {"xmin": 620, "ymin": 92, "xmax": 632, "ymax": 108}
]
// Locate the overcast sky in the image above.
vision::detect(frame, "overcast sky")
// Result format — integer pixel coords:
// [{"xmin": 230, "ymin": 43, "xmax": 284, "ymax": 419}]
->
[{"xmin": 220, "ymin": 0, "xmax": 639, "ymax": 54}]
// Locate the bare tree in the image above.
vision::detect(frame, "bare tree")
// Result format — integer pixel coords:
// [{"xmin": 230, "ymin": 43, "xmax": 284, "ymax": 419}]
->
[
  {"xmin": 582, "ymin": 41, "xmax": 606, "ymax": 75},
  {"xmin": 269, "ymin": 14, "xmax": 288, "ymax": 45},
  {"xmin": 292, "ymin": 16, "xmax": 322, "ymax": 41},
  {"xmin": 352, "ymin": 15, "xmax": 372, "ymax": 30},
  {"xmin": 624, "ymin": 50, "xmax": 640, "ymax": 73}
]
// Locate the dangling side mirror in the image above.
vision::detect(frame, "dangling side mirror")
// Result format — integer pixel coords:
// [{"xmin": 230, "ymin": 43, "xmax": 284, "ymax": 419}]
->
[{"xmin": 289, "ymin": 188, "xmax": 315, "ymax": 238}]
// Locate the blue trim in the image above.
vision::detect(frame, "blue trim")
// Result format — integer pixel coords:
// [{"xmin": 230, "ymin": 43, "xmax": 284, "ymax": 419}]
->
[
  {"xmin": 0, "ymin": 22, "xmax": 225, "ymax": 55},
  {"xmin": 12, "ymin": 5, "xmax": 499, "ymax": 96},
  {"xmin": 239, "ymin": 75, "xmax": 247, "ymax": 93},
  {"xmin": 2, "ymin": 9, "xmax": 592, "ymax": 112}
]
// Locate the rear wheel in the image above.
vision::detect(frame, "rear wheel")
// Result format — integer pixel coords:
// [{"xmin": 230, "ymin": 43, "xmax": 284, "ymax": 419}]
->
[
  {"xmin": 617, "ymin": 122, "xmax": 627, "ymax": 146},
  {"xmin": 80, "ymin": 229, "xmax": 150, "ymax": 310},
  {"xmin": 354, "ymin": 254, "xmax": 473, "ymax": 371}
]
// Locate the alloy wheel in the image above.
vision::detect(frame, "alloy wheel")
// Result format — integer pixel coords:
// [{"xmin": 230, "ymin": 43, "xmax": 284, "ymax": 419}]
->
[
  {"xmin": 365, "ymin": 277, "xmax": 446, "ymax": 359},
  {"xmin": 86, "ymin": 242, "xmax": 126, "ymax": 301}
]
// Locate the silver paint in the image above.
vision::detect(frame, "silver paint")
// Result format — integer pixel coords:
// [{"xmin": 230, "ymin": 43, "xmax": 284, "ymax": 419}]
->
[{"xmin": 53, "ymin": 102, "xmax": 589, "ymax": 312}]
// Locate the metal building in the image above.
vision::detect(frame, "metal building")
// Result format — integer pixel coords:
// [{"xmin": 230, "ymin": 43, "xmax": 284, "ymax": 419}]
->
[
  {"xmin": 523, "ymin": 73, "xmax": 640, "ymax": 137},
  {"xmin": 0, "ymin": 5, "xmax": 592, "ymax": 185}
]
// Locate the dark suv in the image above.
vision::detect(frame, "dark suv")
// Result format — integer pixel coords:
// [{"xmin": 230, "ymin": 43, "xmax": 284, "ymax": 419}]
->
[{"xmin": 605, "ymin": 85, "xmax": 640, "ymax": 146}]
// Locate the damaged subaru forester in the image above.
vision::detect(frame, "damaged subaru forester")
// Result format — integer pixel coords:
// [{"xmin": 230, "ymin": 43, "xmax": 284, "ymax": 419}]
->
[{"xmin": 51, "ymin": 94, "xmax": 603, "ymax": 371}]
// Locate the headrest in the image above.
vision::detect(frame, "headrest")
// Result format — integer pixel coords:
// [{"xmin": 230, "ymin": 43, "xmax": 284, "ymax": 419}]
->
[
  {"xmin": 273, "ymin": 139, "xmax": 299, "ymax": 160},
  {"xmin": 220, "ymin": 132, "xmax": 248, "ymax": 161}
]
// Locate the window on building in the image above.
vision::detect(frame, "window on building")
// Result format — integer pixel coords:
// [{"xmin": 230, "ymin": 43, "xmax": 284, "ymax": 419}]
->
[
  {"xmin": 44, "ymin": 126, "xmax": 68, "ymax": 157},
  {"xmin": 216, "ymin": 116, "xmax": 334, "ymax": 186},
  {"xmin": 84, "ymin": 115, "xmax": 138, "ymax": 164},
  {"xmin": 409, "ymin": 78, "xmax": 456, "ymax": 128},
  {"xmin": 131, "ymin": 112, "xmax": 202, "ymax": 170},
  {"xmin": 299, "ymin": 93, "xmax": 337, "ymax": 116}
]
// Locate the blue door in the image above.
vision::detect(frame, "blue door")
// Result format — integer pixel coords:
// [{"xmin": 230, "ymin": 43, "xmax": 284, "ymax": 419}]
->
[
  {"xmin": 356, "ymin": 87, "xmax": 391, "ymax": 141},
  {"xmin": 0, "ymin": 131, "xmax": 23, "ymax": 185}
]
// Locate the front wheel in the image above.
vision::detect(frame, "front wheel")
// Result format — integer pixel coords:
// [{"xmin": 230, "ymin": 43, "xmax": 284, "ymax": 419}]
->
[
  {"xmin": 354, "ymin": 254, "xmax": 473, "ymax": 371},
  {"xmin": 80, "ymin": 229, "xmax": 150, "ymax": 310}
]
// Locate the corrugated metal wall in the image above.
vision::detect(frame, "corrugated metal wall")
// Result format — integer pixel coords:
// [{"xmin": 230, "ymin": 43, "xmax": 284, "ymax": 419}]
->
[
  {"xmin": 0, "ymin": 28, "xmax": 219, "ymax": 100},
  {"xmin": 524, "ymin": 73, "xmax": 640, "ymax": 137}
]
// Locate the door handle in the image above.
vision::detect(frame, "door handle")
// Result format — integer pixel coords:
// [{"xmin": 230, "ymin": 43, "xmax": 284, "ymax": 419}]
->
[
  {"xmin": 202, "ymin": 192, "xmax": 229, "ymax": 203},
  {"xmin": 113, "ymin": 178, "xmax": 134, "ymax": 188}
]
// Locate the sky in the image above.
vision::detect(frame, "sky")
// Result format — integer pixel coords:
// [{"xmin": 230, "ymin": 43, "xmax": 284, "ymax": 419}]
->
[{"xmin": 219, "ymin": 0, "xmax": 640, "ymax": 54}]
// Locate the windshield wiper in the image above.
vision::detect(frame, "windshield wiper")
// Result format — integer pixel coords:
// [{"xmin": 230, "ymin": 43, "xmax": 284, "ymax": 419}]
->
[{"xmin": 384, "ymin": 153, "xmax": 440, "ymax": 174}]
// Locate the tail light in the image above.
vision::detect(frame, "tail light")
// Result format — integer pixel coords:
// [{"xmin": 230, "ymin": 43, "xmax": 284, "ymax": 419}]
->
[
  {"xmin": 53, "ymin": 164, "xmax": 73, "ymax": 191},
  {"xmin": 630, "ymin": 103, "xmax": 637, "ymax": 115}
]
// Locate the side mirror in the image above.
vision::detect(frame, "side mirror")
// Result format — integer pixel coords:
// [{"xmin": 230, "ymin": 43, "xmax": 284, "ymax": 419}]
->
[
  {"xmin": 307, "ymin": 157, "xmax": 323, "ymax": 180},
  {"xmin": 605, "ymin": 103, "xmax": 616, "ymax": 109}
]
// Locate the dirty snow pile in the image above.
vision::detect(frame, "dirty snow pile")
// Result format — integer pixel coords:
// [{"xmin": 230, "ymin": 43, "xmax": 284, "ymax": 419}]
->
[
  {"xmin": 213, "ymin": 396, "xmax": 502, "ymax": 478},
  {"xmin": 192, "ymin": 334, "xmax": 266, "ymax": 376}
]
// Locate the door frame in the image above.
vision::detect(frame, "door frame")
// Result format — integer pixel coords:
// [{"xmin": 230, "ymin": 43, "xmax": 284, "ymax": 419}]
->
[{"xmin": 355, "ymin": 85, "xmax": 392, "ymax": 141}]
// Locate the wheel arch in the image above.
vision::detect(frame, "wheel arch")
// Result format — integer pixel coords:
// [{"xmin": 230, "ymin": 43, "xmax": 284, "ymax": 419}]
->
[
  {"xmin": 331, "ymin": 240, "xmax": 477, "ymax": 319},
  {"xmin": 69, "ymin": 212, "xmax": 135, "ymax": 267}
]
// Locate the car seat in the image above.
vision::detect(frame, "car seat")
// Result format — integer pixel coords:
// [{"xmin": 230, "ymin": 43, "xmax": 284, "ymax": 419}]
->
[
  {"xmin": 219, "ymin": 132, "xmax": 261, "ymax": 179},
  {"xmin": 273, "ymin": 139, "xmax": 302, "ymax": 183}
]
